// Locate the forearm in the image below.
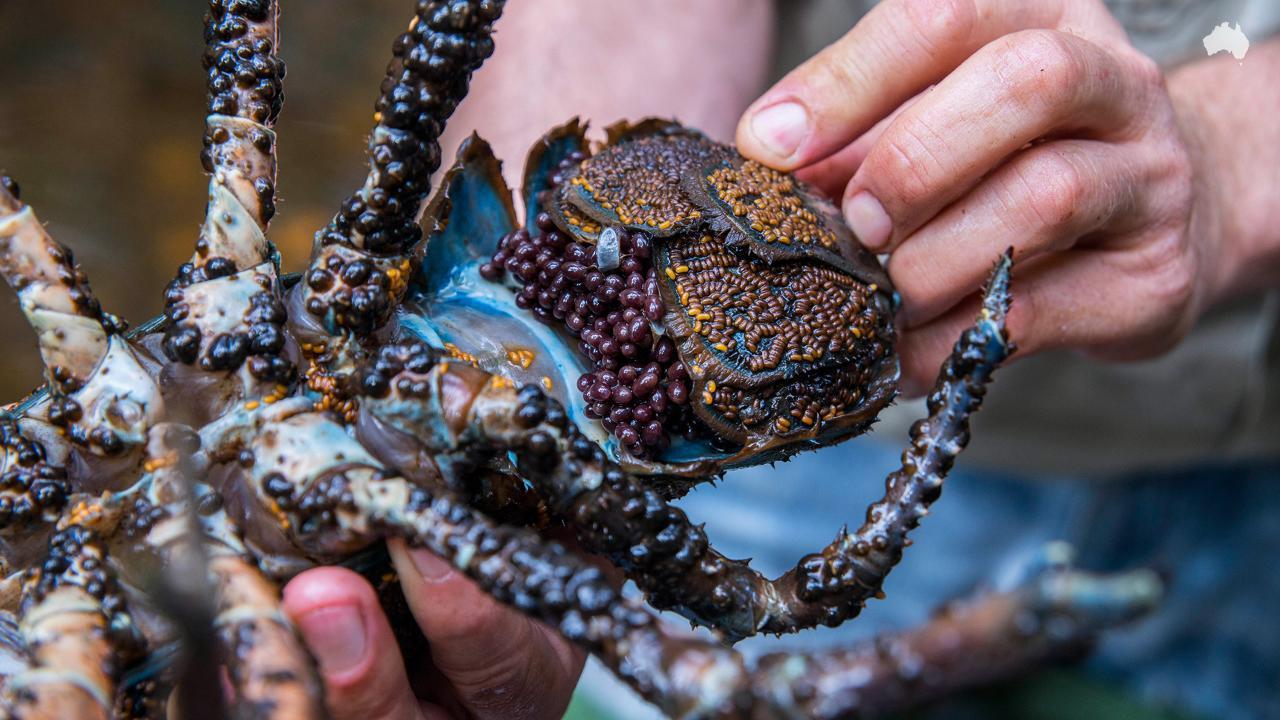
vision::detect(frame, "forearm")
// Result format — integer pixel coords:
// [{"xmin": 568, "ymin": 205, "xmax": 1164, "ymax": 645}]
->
[
  {"xmin": 1170, "ymin": 38, "xmax": 1280, "ymax": 304},
  {"xmin": 439, "ymin": 0, "xmax": 774, "ymax": 184}
]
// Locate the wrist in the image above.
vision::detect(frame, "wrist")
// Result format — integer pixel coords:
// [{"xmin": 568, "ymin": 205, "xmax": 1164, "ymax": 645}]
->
[{"xmin": 1167, "ymin": 43, "xmax": 1280, "ymax": 306}]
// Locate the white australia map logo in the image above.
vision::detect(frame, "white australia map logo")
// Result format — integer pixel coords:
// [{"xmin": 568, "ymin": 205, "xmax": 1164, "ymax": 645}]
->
[{"xmin": 1202, "ymin": 22, "xmax": 1249, "ymax": 61}]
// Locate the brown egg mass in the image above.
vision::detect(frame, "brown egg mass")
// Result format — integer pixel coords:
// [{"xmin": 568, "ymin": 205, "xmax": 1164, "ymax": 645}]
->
[
  {"xmin": 705, "ymin": 160, "xmax": 838, "ymax": 250},
  {"xmin": 566, "ymin": 133, "xmax": 730, "ymax": 234},
  {"xmin": 656, "ymin": 233, "xmax": 892, "ymax": 440}
]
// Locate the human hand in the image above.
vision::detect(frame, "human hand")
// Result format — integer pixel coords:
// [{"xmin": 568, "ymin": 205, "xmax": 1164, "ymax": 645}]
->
[
  {"xmin": 736, "ymin": 0, "xmax": 1235, "ymax": 395},
  {"xmin": 282, "ymin": 539, "xmax": 584, "ymax": 720}
]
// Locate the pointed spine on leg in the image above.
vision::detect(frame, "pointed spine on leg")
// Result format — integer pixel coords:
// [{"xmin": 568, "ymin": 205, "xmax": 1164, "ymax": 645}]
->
[
  {"xmin": 163, "ymin": 0, "xmax": 293, "ymax": 398},
  {"xmin": 0, "ymin": 526, "xmax": 138, "ymax": 720},
  {"xmin": 298, "ymin": 0, "xmax": 505, "ymax": 338},
  {"xmin": 0, "ymin": 179, "xmax": 161, "ymax": 455}
]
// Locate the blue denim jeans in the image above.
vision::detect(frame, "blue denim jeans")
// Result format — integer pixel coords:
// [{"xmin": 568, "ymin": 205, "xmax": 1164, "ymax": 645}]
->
[{"xmin": 576, "ymin": 440, "xmax": 1280, "ymax": 720}]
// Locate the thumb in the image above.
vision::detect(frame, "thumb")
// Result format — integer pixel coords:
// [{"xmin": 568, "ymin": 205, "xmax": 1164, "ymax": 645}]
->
[
  {"xmin": 282, "ymin": 566, "xmax": 426, "ymax": 720},
  {"xmin": 387, "ymin": 538, "xmax": 585, "ymax": 720}
]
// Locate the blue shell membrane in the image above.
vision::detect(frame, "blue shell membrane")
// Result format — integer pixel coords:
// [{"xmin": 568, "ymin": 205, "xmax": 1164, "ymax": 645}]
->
[
  {"xmin": 521, "ymin": 118, "xmax": 587, "ymax": 232},
  {"xmin": 405, "ymin": 134, "xmax": 620, "ymax": 458}
]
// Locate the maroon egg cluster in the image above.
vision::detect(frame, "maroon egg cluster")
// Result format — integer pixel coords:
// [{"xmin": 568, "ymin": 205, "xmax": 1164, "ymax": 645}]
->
[{"xmin": 481, "ymin": 214, "xmax": 706, "ymax": 459}]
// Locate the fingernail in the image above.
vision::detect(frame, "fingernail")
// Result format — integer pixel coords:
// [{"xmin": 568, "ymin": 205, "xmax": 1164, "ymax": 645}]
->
[
  {"xmin": 409, "ymin": 548, "xmax": 455, "ymax": 581},
  {"xmin": 843, "ymin": 191, "xmax": 892, "ymax": 249},
  {"xmin": 749, "ymin": 101, "xmax": 810, "ymax": 160},
  {"xmin": 297, "ymin": 606, "xmax": 366, "ymax": 675}
]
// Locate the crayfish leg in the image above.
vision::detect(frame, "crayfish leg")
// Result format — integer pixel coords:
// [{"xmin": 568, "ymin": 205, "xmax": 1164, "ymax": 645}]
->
[
  {"xmin": 297, "ymin": 0, "xmax": 506, "ymax": 339},
  {"xmin": 198, "ymin": 0, "xmax": 284, "ymax": 252},
  {"xmin": 161, "ymin": 0, "xmax": 293, "ymax": 407},
  {"xmin": 0, "ymin": 180, "xmax": 118, "ymax": 393},
  {"xmin": 209, "ymin": 553, "xmax": 327, "ymax": 720},
  {"xmin": 0, "ymin": 179, "xmax": 162, "ymax": 459},
  {"xmin": 270, "ymin": 455, "xmax": 1160, "ymax": 720},
  {"xmin": 752, "ymin": 545, "xmax": 1161, "ymax": 719},
  {"xmin": 0, "ymin": 526, "xmax": 138, "ymax": 720}
]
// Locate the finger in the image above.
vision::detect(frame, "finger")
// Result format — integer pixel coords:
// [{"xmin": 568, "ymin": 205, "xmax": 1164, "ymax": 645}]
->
[
  {"xmin": 847, "ymin": 29, "xmax": 1159, "ymax": 251},
  {"xmin": 388, "ymin": 539, "xmax": 585, "ymax": 720},
  {"xmin": 736, "ymin": 0, "xmax": 1071, "ymax": 169},
  {"xmin": 897, "ymin": 241, "xmax": 1197, "ymax": 395},
  {"xmin": 282, "ymin": 567, "xmax": 424, "ymax": 720},
  {"xmin": 794, "ymin": 89, "xmax": 926, "ymax": 199},
  {"xmin": 887, "ymin": 139, "xmax": 1140, "ymax": 328}
]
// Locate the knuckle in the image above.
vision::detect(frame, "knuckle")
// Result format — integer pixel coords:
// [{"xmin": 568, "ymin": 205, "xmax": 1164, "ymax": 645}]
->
[
  {"xmin": 805, "ymin": 23, "xmax": 876, "ymax": 99},
  {"xmin": 1157, "ymin": 246, "xmax": 1198, "ymax": 311},
  {"xmin": 1155, "ymin": 141, "xmax": 1195, "ymax": 220},
  {"xmin": 808, "ymin": 44, "xmax": 860, "ymax": 91},
  {"xmin": 1135, "ymin": 232, "xmax": 1198, "ymax": 328},
  {"xmin": 1125, "ymin": 50, "xmax": 1165, "ymax": 90},
  {"xmin": 442, "ymin": 597, "xmax": 506, "ymax": 640},
  {"xmin": 419, "ymin": 577, "xmax": 508, "ymax": 642},
  {"xmin": 990, "ymin": 30, "xmax": 1086, "ymax": 112},
  {"xmin": 1116, "ymin": 50, "xmax": 1167, "ymax": 136},
  {"xmin": 887, "ymin": 247, "xmax": 949, "ymax": 319},
  {"xmin": 895, "ymin": 0, "xmax": 978, "ymax": 61},
  {"xmin": 803, "ymin": 44, "xmax": 873, "ymax": 113},
  {"xmin": 1019, "ymin": 148, "xmax": 1088, "ymax": 232},
  {"xmin": 866, "ymin": 116, "xmax": 945, "ymax": 207}
]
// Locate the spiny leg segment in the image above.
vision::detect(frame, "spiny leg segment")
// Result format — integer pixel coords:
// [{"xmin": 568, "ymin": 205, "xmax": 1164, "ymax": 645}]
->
[
  {"xmin": 0, "ymin": 179, "xmax": 162, "ymax": 460},
  {"xmin": 749, "ymin": 543, "xmax": 1160, "ymax": 719},
  {"xmin": 298, "ymin": 0, "xmax": 505, "ymax": 338},
  {"xmin": 126, "ymin": 424, "xmax": 326, "ymax": 720},
  {"xmin": 150, "ymin": 2, "xmax": 324, "ymax": 715},
  {"xmin": 0, "ymin": 526, "xmax": 139, "ymax": 720},
  {"xmin": 162, "ymin": 0, "xmax": 292, "ymax": 403}
]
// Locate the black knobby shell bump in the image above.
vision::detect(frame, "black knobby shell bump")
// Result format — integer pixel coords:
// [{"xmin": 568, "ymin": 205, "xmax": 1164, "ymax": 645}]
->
[
  {"xmin": 201, "ymin": 0, "xmax": 285, "ymax": 164},
  {"xmin": 0, "ymin": 419, "xmax": 69, "ymax": 530},
  {"xmin": 352, "ymin": 340, "xmax": 438, "ymax": 401}
]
